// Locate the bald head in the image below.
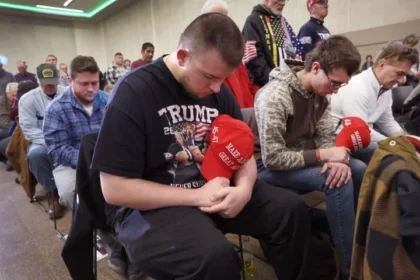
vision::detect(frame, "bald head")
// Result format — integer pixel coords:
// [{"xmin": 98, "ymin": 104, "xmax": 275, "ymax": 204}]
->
[{"xmin": 201, "ymin": 0, "xmax": 228, "ymax": 15}]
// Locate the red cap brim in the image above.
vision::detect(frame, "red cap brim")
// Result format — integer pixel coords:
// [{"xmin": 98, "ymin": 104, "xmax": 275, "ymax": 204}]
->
[{"xmin": 201, "ymin": 149, "xmax": 234, "ymax": 181}]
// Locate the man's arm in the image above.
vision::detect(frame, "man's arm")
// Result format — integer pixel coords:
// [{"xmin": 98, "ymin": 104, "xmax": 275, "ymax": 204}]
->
[
  {"xmin": 242, "ymin": 17, "xmax": 272, "ymax": 87},
  {"xmin": 100, "ymin": 173, "xmax": 227, "ymax": 211},
  {"xmin": 0, "ymin": 99, "xmax": 11, "ymax": 128},
  {"xmin": 376, "ymin": 104, "xmax": 404, "ymax": 138},
  {"xmin": 18, "ymin": 95, "xmax": 45, "ymax": 145},
  {"xmin": 233, "ymin": 156, "xmax": 257, "ymax": 192},
  {"xmin": 313, "ymin": 104, "xmax": 335, "ymax": 149},
  {"xmin": 43, "ymin": 106, "xmax": 79, "ymax": 168}
]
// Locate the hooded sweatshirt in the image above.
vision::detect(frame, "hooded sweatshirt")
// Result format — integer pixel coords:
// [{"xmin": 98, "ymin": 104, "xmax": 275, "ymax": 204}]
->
[
  {"xmin": 242, "ymin": 4, "xmax": 302, "ymax": 87},
  {"xmin": 250, "ymin": 62, "xmax": 334, "ymax": 170}
]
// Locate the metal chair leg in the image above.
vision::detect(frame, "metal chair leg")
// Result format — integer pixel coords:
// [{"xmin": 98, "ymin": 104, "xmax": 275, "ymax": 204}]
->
[{"xmin": 238, "ymin": 235, "xmax": 246, "ymax": 280}]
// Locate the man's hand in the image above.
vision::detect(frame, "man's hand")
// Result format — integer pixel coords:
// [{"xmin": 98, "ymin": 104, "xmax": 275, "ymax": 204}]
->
[
  {"xmin": 320, "ymin": 147, "xmax": 351, "ymax": 164},
  {"xmin": 199, "ymin": 186, "xmax": 252, "ymax": 219},
  {"xmin": 321, "ymin": 162, "xmax": 352, "ymax": 189},
  {"xmin": 195, "ymin": 177, "xmax": 229, "ymax": 207}
]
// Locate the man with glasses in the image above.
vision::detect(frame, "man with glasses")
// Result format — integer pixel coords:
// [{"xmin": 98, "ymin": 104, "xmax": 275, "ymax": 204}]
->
[
  {"xmin": 242, "ymin": 0, "xmax": 303, "ymax": 87},
  {"xmin": 250, "ymin": 35, "xmax": 363, "ymax": 280},
  {"xmin": 331, "ymin": 43, "xmax": 418, "ymax": 143},
  {"xmin": 298, "ymin": 0, "xmax": 330, "ymax": 61}
]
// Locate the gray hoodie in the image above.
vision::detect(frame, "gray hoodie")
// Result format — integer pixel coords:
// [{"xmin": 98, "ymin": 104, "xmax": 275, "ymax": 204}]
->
[{"xmin": 19, "ymin": 85, "xmax": 67, "ymax": 145}]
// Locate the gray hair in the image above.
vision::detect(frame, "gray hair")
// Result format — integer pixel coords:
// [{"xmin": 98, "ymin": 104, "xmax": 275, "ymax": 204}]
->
[
  {"xmin": 201, "ymin": 0, "xmax": 228, "ymax": 15},
  {"xmin": 6, "ymin": 82, "xmax": 18, "ymax": 93}
]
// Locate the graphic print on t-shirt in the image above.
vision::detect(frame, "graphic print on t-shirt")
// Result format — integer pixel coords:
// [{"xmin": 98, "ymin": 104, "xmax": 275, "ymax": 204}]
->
[{"xmin": 158, "ymin": 104, "xmax": 218, "ymax": 189}]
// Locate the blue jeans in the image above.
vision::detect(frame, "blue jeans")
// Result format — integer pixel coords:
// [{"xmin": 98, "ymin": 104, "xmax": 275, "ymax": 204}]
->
[
  {"xmin": 258, "ymin": 158, "xmax": 367, "ymax": 279},
  {"xmin": 351, "ymin": 142, "xmax": 378, "ymax": 165},
  {"xmin": 27, "ymin": 144, "xmax": 56, "ymax": 192}
]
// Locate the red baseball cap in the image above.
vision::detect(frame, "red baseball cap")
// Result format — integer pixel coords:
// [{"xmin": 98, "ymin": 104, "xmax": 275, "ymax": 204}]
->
[
  {"xmin": 307, "ymin": 0, "xmax": 328, "ymax": 11},
  {"xmin": 406, "ymin": 135, "xmax": 420, "ymax": 152},
  {"xmin": 201, "ymin": 115, "xmax": 254, "ymax": 181},
  {"xmin": 336, "ymin": 117, "xmax": 371, "ymax": 152}
]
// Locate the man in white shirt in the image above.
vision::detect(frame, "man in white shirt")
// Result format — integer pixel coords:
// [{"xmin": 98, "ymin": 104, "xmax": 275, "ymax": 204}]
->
[{"xmin": 331, "ymin": 43, "xmax": 418, "ymax": 145}]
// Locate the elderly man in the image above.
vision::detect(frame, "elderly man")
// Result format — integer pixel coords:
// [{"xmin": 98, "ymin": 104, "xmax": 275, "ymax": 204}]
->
[
  {"xmin": 19, "ymin": 63, "xmax": 67, "ymax": 219},
  {"xmin": 0, "ymin": 82, "xmax": 17, "ymax": 167},
  {"xmin": 15, "ymin": 61, "xmax": 37, "ymax": 84},
  {"xmin": 298, "ymin": 0, "xmax": 331, "ymax": 61},
  {"xmin": 242, "ymin": 0, "xmax": 303, "ymax": 87}
]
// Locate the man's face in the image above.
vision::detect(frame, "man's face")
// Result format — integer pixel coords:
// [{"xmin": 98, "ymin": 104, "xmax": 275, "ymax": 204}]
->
[
  {"xmin": 265, "ymin": 0, "xmax": 287, "ymax": 17},
  {"xmin": 312, "ymin": 0, "xmax": 329, "ymax": 19},
  {"xmin": 17, "ymin": 62, "xmax": 27, "ymax": 74},
  {"xmin": 404, "ymin": 43, "xmax": 415, "ymax": 51},
  {"xmin": 377, "ymin": 59, "xmax": 412, "ymax": 89},
  {"xmin": 311, "ymin": 64, "xmax": 350, "ymax": 95},
  {"xmin": 70, "ymin": 72, "xmax": 100, "ymax": 105},
  {"xmin": 114, "ymin": 55, "xmax": 124, "ymax": 66},
  {"xmin": 60, "ymin": 64, "xmax": 68, "ymax": 74},
  {"xmin": 367, "ymin": 57, "xmax": 373, "ymax": 63},
  {"xmin": 177, "ymin": 48, "xmax": 236, "ymax": 99},
  {"xmin": 142, "ymin": 47, "xmax": 155, "ymax": 63},
  {"xmin": 6, "ymin": 87, "xmax": 17, "ymax": 102},
  {"xmin": 46, "ymin": 56, "xmax": 57, "ymax": 65},
  {"xmin": 124, "ymin": 60, "xmax": 131, "ymax": 69},
  {"xmin": 42, "ymin": 85, "xmax": 58, "ymax": 96}
]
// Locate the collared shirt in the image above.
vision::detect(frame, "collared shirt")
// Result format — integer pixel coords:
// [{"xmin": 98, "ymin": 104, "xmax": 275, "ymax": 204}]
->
[
  {"xmin": 331, "ymin": 68, "xmax": 404, "ymax": 142},
  {"xmin": 43, "ymin": 88, "xmax": 108, "ymax": 168},
  {"xmin": 15, "ymin": 72, "xmax": 38, "ymax": 84}
]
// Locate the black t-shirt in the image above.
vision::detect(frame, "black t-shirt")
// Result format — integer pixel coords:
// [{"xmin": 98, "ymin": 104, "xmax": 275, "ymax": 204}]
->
[{"xmin": 91, "ymin": 57, "xmax": 242, "ymax": 225}]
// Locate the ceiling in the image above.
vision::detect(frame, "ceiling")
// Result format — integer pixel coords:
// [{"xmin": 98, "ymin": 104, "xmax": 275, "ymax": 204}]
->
[{"xmin": 0, "ymin": 0, "xmax": 135, "ymax": 21}]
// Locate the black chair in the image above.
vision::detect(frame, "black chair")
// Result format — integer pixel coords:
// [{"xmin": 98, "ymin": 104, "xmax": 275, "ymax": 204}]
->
[
  {"xmin": 62, "ymin": 133, "xmax": 246, "ymax": 280},
  {"xmin": 392, "ymin": 86, "xmax": 413, "ymax": 115}
]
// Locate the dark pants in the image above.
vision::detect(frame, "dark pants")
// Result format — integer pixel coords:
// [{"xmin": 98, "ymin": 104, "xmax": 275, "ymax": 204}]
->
[{"xmin": 115, "ymin": 179, "xmax": 311, "ymax": 280}]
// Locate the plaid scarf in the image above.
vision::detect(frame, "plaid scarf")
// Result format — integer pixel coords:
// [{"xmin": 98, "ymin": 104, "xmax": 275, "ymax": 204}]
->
[{"xmin": 351, "ymin": 136, "xmax": 420, "ymax": 280}]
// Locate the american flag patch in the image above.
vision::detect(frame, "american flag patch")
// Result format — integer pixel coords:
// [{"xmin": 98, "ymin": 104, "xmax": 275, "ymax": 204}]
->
[
  {"xmin": 194, "ymin": 121, "xmax": 211, "ymax": 142},
  {"xmin": 243, "ymin": 40, "xmax": 257, "ymax": 64}
]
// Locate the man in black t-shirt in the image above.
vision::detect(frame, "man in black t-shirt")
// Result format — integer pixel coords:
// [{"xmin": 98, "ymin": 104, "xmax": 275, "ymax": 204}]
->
[{"xmin": 92, "ymin": 13, "xmax": 311, "ymax": 280}]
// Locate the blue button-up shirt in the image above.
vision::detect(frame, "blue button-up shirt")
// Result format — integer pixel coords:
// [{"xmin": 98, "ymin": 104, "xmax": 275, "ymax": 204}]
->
[{"xmin": 43, "ymin": 87, "xmax": 108, "ymax": 168}]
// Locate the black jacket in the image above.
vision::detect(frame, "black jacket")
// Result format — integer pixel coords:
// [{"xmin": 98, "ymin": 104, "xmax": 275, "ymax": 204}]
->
[
  {"xmin": 298, "ymin": 17, "xmax": 330, "ymax": 61},
  {"xmin": 242, "ymin": 4, "xmax": 302, "ymax": 87},
  {"xmin": 61, "ymin": 133, "xmax": 109, "ymax": 280}
]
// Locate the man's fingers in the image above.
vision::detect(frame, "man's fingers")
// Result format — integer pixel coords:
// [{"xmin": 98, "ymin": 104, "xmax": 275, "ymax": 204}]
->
[
  {"xmin": 344, "ymin": 169, "xmax": 352, "ymax": 184},
  {"xmin": 329, "ymin": 172, "xmax": 341, "ymax": 188},
  {"xmin": 320, "ymin": 163, "xmax": 329, "ymax": 174},
  {"xmin": 210, "ymin": 188, "xmax": 230, "ymax": 202},
  {"xmin": 200, "ymin": 202, "xmax": 226, "ymax": 214},
  {"xmin": 326, "ymin": 166, "xmax": 337, "ymax": 185}
]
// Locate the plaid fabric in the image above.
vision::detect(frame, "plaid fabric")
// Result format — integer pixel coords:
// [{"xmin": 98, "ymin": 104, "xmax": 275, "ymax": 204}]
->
[
  {"xmin": 105, "ymin": 64, "xmax": 126, "ymax": 85},
  {"xmin": 43, "ymin": 88, "xmax": 108, "ymax": 168},
  {"xmin": 351, "ymin": 136, "xmax": 420, "ymax": 280}
]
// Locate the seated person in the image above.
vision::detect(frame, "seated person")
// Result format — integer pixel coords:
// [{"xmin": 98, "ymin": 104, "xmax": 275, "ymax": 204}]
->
[
  {"xmin": 331, "ymin": 43, "xmax": 418, "ymax": 143},
  {"xmin": 92, "ymin": 13, "xmax": 312, "ymax": 280},
  {"xmin": 43, "ymin": 56, "xmax": 108, "ymax": 211},
  {"xmin": 0, "ymin": 82, "xmax": 17, "ymax": 166},
  {"xmin": 19, "ymin": 63, "xmax": 67, "ymax": 219},
  {"xmin": 201, "ymin": 0, "xmax": 259, "ymax": 108},
  {"xmin": 252, "ymin": 35, "xmax": 365, "ymax": 280}
]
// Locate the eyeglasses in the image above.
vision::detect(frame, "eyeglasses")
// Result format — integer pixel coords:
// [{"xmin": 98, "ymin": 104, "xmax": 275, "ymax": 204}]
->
[{"xmin": 322, "ymin": 68, "xmax": 347, "ymax": 90}]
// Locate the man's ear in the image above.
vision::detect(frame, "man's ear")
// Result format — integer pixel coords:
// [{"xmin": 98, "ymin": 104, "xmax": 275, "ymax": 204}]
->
[
  {"xmin": 177, "ymin": 49, "xmax": 189, "ymax": 67},
  {"xmin": 311, "ymin": 62, "xmax": 321, "ymax": 74}
]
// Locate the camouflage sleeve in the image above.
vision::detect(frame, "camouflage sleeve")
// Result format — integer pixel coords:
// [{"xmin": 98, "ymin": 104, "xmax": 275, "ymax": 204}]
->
[
  {"xmin": 313, "ymin": 104, "xmax": 335, "ymax": 149},
  {"xmin": 256, "ymin": 82, "xmax": 310, "ymax": 170}
]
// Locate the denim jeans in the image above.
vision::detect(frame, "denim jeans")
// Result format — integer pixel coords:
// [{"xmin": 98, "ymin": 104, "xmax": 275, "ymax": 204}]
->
[
  {"xmin": 0, "ymin": 136, "xmax": 10, "ymax": 161},
  {"xmin": 258, "ymin": 158, "xmax": 367, "ymax": 280},
  {"xmin": 351, "ymin": 142, "xmax": 378, "ymax": 165},
  {"xmin": 27, "ymin": 144, "xmax": 56, "ymax": 192}
]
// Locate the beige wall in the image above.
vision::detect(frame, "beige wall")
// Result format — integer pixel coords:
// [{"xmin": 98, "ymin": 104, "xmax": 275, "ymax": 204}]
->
[{"xmin": 1, "ymin": 0, "xmax": 420, "ymax": 73}]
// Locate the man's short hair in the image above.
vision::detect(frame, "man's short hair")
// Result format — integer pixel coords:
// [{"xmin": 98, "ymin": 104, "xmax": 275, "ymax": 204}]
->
[
  {"xmin": 366, "ymin": 55, "xmax": 372, "ymax": 60},
  {"xmin": 59, "ymin": 63, "xmax": 67, "ymax": 67},
  {"xmin": 46, "ymin": 54, "xmax": 57, "ymax": 61},
  {"xmin": 179, "ymin": 13, "xmax": 244, "ymax": 68},
  {"xmin": 141, "ymin": 42, "xmax": 154, "ymax": 51},
  {"xmin": 201, "ymin": 0, "xmax": 229, "ymax": 14},
  {"xmin": 70, "ymin": 55, "xmax": 100, "ymax": 79},
  {"xmin": 5, "ymin": 82, "xmax": 18, "ymax": 93},
  {"xmin": 114, "ymin": 52, "xmax": 123, "ymax": 57},
  {"xmin": 374, "ymin": 43, "xmax": 419, "ymax": 68},
  {"xmin": 304, "ymin": 35, "xmax": 361, "ymax": 76},
  {"xmin": 403, "ymin": 34, "xmax": 419, "ymax": 47},
  {"xmin": 17, "ymin": 80, "xmax": 37, "ymax": 100}
]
